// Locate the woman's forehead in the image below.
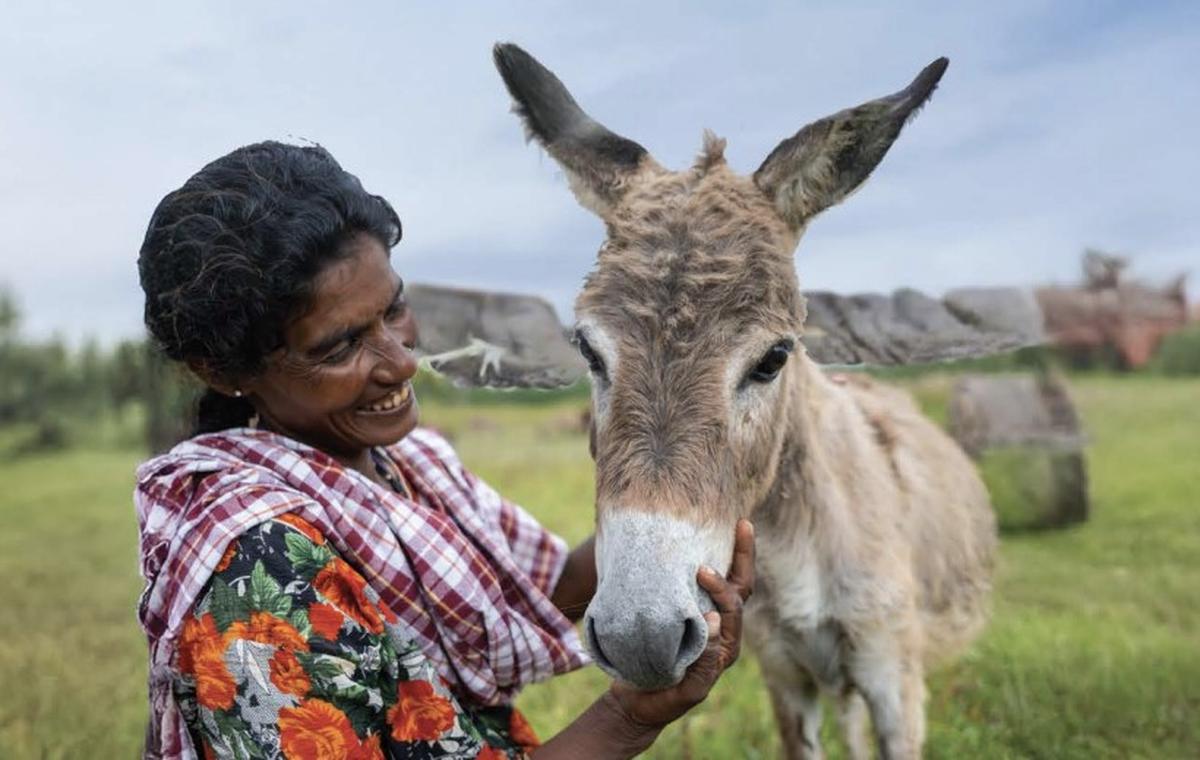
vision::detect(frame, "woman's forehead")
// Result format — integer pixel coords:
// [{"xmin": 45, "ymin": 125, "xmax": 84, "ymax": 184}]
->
[{"xmin": 286, "ymin": 237, "xmax": 400, "ymax": 348}]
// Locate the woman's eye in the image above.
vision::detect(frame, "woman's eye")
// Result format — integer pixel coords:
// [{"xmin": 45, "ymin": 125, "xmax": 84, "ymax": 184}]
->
[
  {"xmin": 575, "ymin": 332, "xmax": 607, "ymax": 378},
  {"xmin": 385, "ymin": 298, "xmax": 408, "ymax": 321},
  {"xmin": 747, "ymin": 340, "xmax": 794, "ymax": 384},
  {"xmin": 323, "ymin": 337, "xmax": 360, "ymax": 364}
]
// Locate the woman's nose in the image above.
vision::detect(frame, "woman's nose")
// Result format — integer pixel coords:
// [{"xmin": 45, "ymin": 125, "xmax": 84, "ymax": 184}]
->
[{"xmin": 368, "ymin": 325, "xmax": 418, "ymax": 383}]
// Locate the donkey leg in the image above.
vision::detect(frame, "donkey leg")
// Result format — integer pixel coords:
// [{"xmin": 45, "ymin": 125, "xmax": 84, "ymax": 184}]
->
[
  {"xmin": 765, "ymin": 669, "xmax": 825, "ymax": 760},
  {"xmin": 850, "ymin": 637, "xmax": 926, "ymax": 760},
  {"xmin": 836, "ymin": 690, "xmax": 871, "ymax": 760}
]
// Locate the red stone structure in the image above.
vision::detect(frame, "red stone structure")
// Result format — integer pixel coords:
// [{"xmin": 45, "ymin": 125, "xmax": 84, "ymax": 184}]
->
[{"xmin": 1035, "ymin": 251, "xmax": 1189, "ymax": 369}]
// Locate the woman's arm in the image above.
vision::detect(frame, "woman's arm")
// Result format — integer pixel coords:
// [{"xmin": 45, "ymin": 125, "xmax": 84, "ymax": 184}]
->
[{"xmin": 549, "ymin": 535, "xmax": 597, "ymax": 622}]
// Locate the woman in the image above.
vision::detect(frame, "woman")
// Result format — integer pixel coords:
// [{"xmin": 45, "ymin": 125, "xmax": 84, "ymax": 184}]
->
[{"xmin": 135, "ymin": 141, "xmax": 754, "ymax": 759}]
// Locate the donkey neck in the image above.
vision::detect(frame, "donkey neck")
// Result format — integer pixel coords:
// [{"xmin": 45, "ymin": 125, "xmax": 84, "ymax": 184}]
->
[{"xmin": 752, "ymin": 355, "xmax": 888, "ymax": 548}]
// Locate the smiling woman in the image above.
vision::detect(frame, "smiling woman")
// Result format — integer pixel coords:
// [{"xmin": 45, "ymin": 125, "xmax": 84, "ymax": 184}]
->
[
  {"xmin": 238, "ymin": 235, "xmax": 420, "ymax": 478},
  {"xmin": 133, "ymin": 141, "xmax": 751, "ymax": 760}
]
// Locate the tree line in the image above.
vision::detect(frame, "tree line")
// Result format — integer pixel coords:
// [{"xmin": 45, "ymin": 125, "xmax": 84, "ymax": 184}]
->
[{"xmin": 0, "ymin": 288, "xmax": 198, "ymax": 455}]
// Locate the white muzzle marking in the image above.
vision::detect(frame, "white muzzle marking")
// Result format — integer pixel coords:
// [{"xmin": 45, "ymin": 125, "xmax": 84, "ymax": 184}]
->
[{"xmin": 583, "ymin": 510, "xmax": 735, "ymax": 690}]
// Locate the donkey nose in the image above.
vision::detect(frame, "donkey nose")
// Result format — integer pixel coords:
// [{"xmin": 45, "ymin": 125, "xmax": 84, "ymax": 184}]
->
[{"xmin": 585, "ymin": 609, "xmax": 708, "ymax": 691}]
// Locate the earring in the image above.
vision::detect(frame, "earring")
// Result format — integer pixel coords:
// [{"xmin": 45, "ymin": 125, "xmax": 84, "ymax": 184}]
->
[{"xmin": 233, "ymin": 390, "xmax": 244, "ymax": 397}]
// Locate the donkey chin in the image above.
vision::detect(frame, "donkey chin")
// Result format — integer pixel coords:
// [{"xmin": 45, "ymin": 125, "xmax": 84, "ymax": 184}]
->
[{"xmin": 583, "ymin": 509, "xmax": 734, "ymax": 690}]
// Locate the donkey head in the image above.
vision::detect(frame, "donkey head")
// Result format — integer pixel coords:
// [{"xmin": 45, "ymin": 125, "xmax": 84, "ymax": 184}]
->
[{"xmin": 494, "ymin": 43, "xmax": 946, "ymax": 690}]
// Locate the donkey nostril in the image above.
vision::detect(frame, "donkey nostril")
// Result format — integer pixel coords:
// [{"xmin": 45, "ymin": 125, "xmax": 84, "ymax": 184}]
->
[
  {"xmin": 586, "ymin": 617, "xmax": 614, "ymax": 670},
  {"xmin": 676, "ymin": 616, "xmax": 703, "ymax": 665}
]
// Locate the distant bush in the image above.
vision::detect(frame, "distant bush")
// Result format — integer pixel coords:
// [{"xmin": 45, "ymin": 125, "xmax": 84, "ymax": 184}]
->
[
  {"xmin": 865, "ymin": 345, "xmax": 1056, "ymax": 382},
  {"xmin": 13, "ymin": 419, "xmax": 70, "ymax": 456},
  {"xmin": 1151, "ymin": 325, "xmax": 1200, "ymax": 375}
]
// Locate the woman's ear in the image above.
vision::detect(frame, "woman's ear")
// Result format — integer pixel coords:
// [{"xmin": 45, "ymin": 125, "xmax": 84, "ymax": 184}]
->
[{"xmin": 185, "ymin": 358, "xmax": 244, "ymax": 399}]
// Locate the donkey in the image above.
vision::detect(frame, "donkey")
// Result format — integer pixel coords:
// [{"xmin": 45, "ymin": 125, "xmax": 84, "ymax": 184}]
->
[{"xmin": 493, "ymin": 44, "xmax": 997, "ymax": 759}]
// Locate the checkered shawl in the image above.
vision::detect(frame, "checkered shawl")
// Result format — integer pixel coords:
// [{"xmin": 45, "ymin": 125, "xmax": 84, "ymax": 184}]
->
[{"xmin": 135, "ymin": 427, "xmax": 589, "ymax": 760}]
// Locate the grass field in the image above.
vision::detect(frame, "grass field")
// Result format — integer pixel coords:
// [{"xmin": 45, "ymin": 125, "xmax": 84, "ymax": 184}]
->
[{"xmin": 0, "ymin": 375, "xmax": 1196, "ymax": 758}]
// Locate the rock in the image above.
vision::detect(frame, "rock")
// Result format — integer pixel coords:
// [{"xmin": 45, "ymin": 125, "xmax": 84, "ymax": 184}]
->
[
  {"xmin": 802, "ymin": 287, "xmax": 1044, "ymax": 365},
  {"xmin": 948, "ymin": 373, "xmax": 1089, "ymax": 528}
]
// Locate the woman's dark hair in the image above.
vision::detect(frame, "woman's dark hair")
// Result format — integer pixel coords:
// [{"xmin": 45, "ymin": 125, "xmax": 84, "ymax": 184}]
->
[{"xmin": 138, "ymin": 141, "xmax": 402, "ymax": 433}]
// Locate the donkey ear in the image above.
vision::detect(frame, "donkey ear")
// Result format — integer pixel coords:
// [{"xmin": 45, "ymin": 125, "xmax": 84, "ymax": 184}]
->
[
  {"xmin": 754, "ymin": 58, "xmax": 948, "ymax": 228},
  {"xmin": 494, "ymin": 43, "xmax": 651, "ymax": 217}
]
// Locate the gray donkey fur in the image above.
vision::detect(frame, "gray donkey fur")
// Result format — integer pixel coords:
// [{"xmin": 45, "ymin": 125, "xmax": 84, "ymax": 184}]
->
[{"xmin": 494, "ymin": 43, "xmax": 996, "ymax": 759}]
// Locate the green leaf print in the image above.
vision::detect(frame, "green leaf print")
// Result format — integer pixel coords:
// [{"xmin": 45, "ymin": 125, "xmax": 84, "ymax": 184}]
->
[
  {"xmin": 249, "ymin": 559, "xmax": 292, "ymax": 617},
  {"xmin": 289, "ymin": 607, "xmax": 312, "ymax": 639},
  {"xmin": 296, "ymin": 651, "xmax": 353, "ymax": 684},
  {"xmin": 211, "ymin": 710, "xmax": 264, "ymax": 760},
  {"xmin": 209, "ymin": 577, "xmax": 250, "ymax": 630},
  {"xmin": 340, "ymin": 700, "xmax": 377, "ymax": 739},
  {"xmin": 284, "ymin": 531, "xmax": 333, "ymax": 578}
]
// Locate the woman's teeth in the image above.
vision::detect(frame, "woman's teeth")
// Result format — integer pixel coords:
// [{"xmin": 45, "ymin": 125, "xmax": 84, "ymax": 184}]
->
[{"xmin": 362, "ymin": 385, "xmax": 410, "ymax": 413}]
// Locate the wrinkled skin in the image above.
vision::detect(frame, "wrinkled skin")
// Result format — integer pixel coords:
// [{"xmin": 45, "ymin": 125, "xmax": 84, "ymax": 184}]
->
[{"xmin": 236, "ymin": 234, "xmax": 420, "ymax": 484}]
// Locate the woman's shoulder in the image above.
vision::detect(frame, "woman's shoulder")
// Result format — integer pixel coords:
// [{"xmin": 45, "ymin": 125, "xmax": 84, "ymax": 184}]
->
[
  {"xmin": 187, "ymin": 512, "xmax": 396, "ymax": 658},
  {"xmin": 139, "ymin": 427, "xmax": 338, "ymax": 473},
  {"xmin": 396, "ymin": 426, "xmax": 460, "ymax": 464},
  {"xmin": 136, "ymin": 428, "xmax": 336, "ymax": 518}
]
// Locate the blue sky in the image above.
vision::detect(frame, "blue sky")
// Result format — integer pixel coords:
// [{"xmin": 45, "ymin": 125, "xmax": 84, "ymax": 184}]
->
[{"xmin": 1, "ymin": 0, "xmax": 1196, "ymax": 342}]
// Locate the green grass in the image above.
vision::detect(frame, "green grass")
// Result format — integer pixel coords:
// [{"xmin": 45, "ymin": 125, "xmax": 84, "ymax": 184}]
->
[{"xmin": 0, "ymin": 376, "xmax": 1196, "ymax": 758}]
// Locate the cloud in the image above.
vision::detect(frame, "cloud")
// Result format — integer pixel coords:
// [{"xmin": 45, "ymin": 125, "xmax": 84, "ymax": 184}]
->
[{"xmin": 1, "ymin": 0, "xmax": 1196, "ymax": 341}]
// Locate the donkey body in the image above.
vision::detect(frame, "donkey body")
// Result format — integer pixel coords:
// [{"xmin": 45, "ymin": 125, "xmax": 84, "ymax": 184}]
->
[
  {"xmin": 494, "ymin": 45, "xmax": 996, "ymax": 759},
  {"xmin": 748, "ymin": 364, "xmax": 994, "ymax": 758}
]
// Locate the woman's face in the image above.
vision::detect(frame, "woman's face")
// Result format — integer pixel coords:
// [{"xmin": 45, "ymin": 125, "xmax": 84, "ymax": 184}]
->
[{"xmin": 244, "ymin": 234, "xmax": 420, "ymax": 465}]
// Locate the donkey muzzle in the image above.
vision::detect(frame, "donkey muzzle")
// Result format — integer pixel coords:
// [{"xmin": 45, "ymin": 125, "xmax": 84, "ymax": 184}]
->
[{"xmin": 583, "ymin": 509, "xmax": 734, "ymax": 690}]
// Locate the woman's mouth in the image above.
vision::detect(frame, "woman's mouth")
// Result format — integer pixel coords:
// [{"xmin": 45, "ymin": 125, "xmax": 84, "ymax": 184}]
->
[{"xmin": 358, "ymin": 384, "xmax": 412, "ymax": 415}]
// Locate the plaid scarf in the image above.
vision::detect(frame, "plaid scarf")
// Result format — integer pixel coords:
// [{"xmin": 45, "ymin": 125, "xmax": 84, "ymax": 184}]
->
[{"xmin": 135, "ymin": 427, "xmax": 588, "ymax": 759}]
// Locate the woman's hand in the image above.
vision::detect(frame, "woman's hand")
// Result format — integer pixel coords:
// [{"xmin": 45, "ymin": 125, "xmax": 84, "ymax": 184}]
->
[{"xmin": 607, "ymin": 518, "xmax": 756, "ymax": 728}]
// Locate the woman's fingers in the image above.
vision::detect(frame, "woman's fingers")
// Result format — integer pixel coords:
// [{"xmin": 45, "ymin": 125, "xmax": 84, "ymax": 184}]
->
[
  {"xmin": 696, "ymin": 519, "xmax": 756, "ymax": 669},
  {"xmin": 728, "ymin": 519, "xmax": 756, "ymax": 600},
  {"xmin": 697, "ymin": 565, "xmax": 731, "ymax": 604},
  {"xmin": 678, "ymin": 612, "xmax": 724, "ymax": 700},
  {"xmin": 696, "ymin": 580, "xmax": 738, "ymax": 667}
]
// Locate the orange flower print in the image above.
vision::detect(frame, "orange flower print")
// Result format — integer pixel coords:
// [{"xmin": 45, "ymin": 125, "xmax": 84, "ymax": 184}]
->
[
  {"xmin": 308, "ymin": 602, "xmax": 344, "ymax": 640},
  {"xmin": 176, "ymin": 612, "xmax": 219, "ymax": 672},
  {"xmin": 347, "ymin": 733, "xmax": 384, "ymax": 760},
  {"xmin": 313, "ymin": 558, "xmax": 384, "ymax": 634},
  {"xmin": 225, "ymin": 611, "xmax": 309, "ymax": 652},
  {"xmin": 215, "ymin": 541, "xmax": 238, "ymax": 573},
  {"xmin": 476, "ymin": 746, "xmax": 508, "ymax": 760},
  {"xmin": 276, "ymin": 513, "xmax": 326, "ymax": 545},
  {"xmin": 192, "ymin": 642, "xmax": 238, "ymax": 711},
  {"xmin": 278, "ymin": 699, "xmax": 359, "ymax": 759},
  {"xmin": 509, "ymin": 708, "xmax": 540, "ymax": 751},
  {"xmin": 387, "ymin": 680, "xmax": 457, "ymax": 742},
  {"xmin": 379, "ymin": 601, "xmax": 399, "ymax": 625},
  {"xmin": 269, "ymin": 648, "xmax": 311, "ymax": 698},
  {"xmin": 177, "ymin": 613, "xmax": 237, "ymax": 711}
]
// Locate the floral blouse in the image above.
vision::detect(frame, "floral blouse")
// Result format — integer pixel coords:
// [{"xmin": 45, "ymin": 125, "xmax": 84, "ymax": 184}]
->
[{"xmin": 172, "ymin": 513, "xmax": 540, "ymax": 759}]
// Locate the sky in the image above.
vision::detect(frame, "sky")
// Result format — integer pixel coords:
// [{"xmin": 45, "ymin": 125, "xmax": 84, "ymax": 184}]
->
[{"xmin": 1, "ymin": 0, "xmax": 1197, "ymax": 343}]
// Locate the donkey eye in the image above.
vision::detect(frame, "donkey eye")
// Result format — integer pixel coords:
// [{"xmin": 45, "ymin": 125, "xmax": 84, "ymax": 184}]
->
[
  {"xmin": 574, "ymin": 331, "xmax": 608, "ymax": 378},
  {"xmin": 747, "ymin": 340, "xmax": 794, "ymax": 384}
]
